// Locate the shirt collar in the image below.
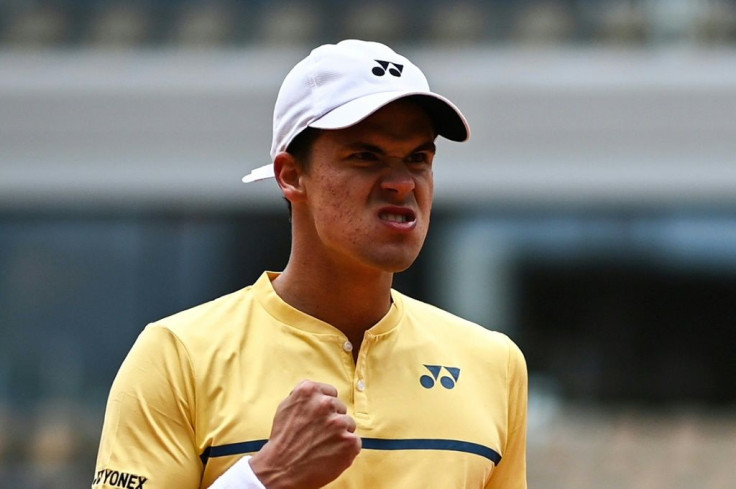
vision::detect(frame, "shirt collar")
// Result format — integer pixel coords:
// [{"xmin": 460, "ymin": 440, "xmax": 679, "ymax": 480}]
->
[{"xmin": 253, "ymin": 271, "xmax": 403, "ymax": 337}]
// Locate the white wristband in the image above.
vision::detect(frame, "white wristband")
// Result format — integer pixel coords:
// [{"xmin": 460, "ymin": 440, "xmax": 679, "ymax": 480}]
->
[{"xmin": 207, "ymin": 456, "xmax": 267, "ymax": 489}]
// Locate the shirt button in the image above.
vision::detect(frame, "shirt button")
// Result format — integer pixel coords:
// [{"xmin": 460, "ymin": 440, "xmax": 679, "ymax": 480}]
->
[
  {"xmin": 356, "ymin": 379, "xmax": 366, "ymax": 392},
  {"xmin": 342, "ymin": 340, "xmax": 353, "ymax": 353}
]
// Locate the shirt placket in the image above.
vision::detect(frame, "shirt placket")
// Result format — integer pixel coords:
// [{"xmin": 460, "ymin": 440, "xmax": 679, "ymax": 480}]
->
[
  {"xmin": 336, "ymin": 337, "xmax": 357, "ymax": 404},
  {"xmin": 353, "ymin": 335, "xmax": 371, "ymax": 426}
]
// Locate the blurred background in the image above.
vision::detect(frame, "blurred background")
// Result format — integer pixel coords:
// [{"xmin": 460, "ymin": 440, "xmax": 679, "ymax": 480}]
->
[{"xmin": 1, "ymin": 0, "xmax": 736, "ymax": 488}]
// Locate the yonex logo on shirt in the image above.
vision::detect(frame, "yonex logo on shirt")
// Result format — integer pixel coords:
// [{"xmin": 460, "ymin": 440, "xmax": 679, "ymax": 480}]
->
[
  {"xmin": 372, "ymin": 60, "xmax": 404, "ymax": 77},
  {"xmin": 92, "ymin": 468, "xmax": 147, "ymax": 488},
  {"xmin": 420, "ymin": 365, "xmax": 460, "ymax": 389}
]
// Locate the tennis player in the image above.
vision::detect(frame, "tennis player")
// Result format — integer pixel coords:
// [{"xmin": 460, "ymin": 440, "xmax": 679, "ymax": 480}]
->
[{"xmin": 92, "ymin": 39, "xmax": 527, "ymax": 489}]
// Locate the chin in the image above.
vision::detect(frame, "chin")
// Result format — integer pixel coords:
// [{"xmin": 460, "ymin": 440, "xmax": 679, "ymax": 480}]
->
[
  {"xmin": 383, "ymin": 263, "xmax": 413, "ymax": 274},
  {"xmin": 373, "ymin": 253, "xmax": 420, "ymax": 274},
  {"xmin": 359, "ymin": 239, "xmax": 425, "ymax": 274}
]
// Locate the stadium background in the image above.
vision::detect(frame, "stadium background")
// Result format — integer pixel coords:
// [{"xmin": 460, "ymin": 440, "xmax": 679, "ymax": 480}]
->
[{"xmin": 1, "ymin": 0, "xmax": 736, "ymax": 487}]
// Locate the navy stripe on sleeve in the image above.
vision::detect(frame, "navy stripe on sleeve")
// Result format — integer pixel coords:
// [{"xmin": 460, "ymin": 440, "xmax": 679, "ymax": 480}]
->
[{"xmin": 200, "ymin": 439, "xmax": 268, "ymax": 465}]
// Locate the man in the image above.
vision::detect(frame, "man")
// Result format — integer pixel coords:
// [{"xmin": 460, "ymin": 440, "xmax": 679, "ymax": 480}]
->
[{"xmin": 93, "ymin": 40, "xmax": 527, "ymax": 489}]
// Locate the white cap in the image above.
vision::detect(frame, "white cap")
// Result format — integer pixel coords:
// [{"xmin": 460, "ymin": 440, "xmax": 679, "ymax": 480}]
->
[{"xmin": 242, "ymin": 39, "xmax": 470, "ymax": 183}]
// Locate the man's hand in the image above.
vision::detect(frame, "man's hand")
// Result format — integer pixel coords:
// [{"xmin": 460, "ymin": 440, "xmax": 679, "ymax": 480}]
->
[{"xmin": 249, "ymin": 380, "xmax": 361, "ymax": 489}]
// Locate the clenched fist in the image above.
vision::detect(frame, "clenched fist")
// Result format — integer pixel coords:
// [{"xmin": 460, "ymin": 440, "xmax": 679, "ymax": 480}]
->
[{"xmin": 249, "ymin": 380, "xmax": 361, "ymax": 489}]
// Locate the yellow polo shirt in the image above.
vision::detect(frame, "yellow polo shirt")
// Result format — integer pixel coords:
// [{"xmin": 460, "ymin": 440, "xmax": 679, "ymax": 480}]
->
[{"xmin": 93, "ymin": 272, "xmax": 527, "ymax": 489}]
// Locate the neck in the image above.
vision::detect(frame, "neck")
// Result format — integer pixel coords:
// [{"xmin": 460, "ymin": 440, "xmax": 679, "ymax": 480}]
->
[{"xmin": 272, "ymin": 258, "xmax": 394, "ymax": 345}]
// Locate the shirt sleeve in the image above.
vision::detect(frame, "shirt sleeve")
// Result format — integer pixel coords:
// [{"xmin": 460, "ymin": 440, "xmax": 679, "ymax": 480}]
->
[
  {"xmin": 92, "ymin": 324, "xmax": 201, "ymax": 489},
  {"xmin": 486, "ymin": 338, "xmax": 528, "ymax": 489}
]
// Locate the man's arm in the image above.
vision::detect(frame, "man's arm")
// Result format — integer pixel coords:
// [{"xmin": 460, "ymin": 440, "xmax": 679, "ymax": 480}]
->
[
  {"xmin": 93, "ymin": 325, "xmax": 201, "ymax": 489},
  {"xmin": 210, "ymin": 380, "xmax": 361, "ymax": 489},
  {"xmin": 486, "ymin": 339, "xmax": 528, "ymax": 489}
]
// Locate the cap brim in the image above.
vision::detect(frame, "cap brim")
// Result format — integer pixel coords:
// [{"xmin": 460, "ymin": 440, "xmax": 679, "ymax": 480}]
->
[
  {"xmin": 242, "ymin": 91, "xmax": 469, "ymax": 184},
  {"xmin": 242, "ymin": 163, "xmax": 275, "ymax": 183},
  {"xmin": 310, "ymin": 91, "xmax": 469, "ymax": 142}
]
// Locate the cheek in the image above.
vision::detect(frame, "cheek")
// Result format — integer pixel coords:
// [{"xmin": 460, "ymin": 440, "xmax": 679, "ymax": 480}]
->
[
  {"xmin": 420, "ymin": 175, "xmax": 434, "ymax": 212},
  {"xmin": 312, "ymin": 177, "xmax": 363, "ymax": 228}
]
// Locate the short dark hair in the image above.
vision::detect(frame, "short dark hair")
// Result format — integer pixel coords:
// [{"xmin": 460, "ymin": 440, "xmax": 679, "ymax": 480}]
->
[
  {"xmin": 286, "ymin": 127, "xmax": 322, "ymax": 166},
  {"xmin": 283, "ymin": 127, "xmax": 322, "ymax": 215}
]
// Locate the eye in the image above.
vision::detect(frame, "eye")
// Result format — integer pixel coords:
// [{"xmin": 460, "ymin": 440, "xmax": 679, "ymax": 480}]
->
[
  {"xmin": 406, "ymin": 152, "xmax": 431, "ymax": 165},
  {"xmin": 349, "ymin": 151, "xmax": 382, "ymax": 167},
  {"xmin": 352, "ymin": 151, "xmax": 379, "ymax": 161}
]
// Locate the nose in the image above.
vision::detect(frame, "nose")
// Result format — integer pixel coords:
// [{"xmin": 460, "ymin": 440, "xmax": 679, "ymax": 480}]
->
[{"xmin": 380, "ymin": 162, "xmax": 415, "ymax": 199}]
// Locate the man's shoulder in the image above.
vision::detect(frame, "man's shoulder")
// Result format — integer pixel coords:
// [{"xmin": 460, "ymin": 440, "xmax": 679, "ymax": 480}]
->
[
  {"xmin": 395, "ymin": 290, "xmax": 515, "ymax": 348},
  {"xmin": 149, "ymin": 284, "xmax": 256, "ymax": 343}
]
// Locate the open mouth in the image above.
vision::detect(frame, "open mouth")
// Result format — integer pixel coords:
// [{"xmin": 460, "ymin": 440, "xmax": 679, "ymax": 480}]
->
[{"xmin": 379, "ymin": 209, "xmax": 416, "ymax": 224}]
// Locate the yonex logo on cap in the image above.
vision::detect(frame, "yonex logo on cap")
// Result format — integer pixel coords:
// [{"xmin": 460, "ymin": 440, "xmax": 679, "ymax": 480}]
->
[
  {"xmin": 372, "ymin": 60, "xmax": 404, "ymax": 77},
  {"xmin": 243, "ymin": 40, "xmax": 469, "ymax": 183}
]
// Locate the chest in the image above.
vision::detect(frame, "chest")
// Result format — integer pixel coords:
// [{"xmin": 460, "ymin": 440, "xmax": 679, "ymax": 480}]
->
[{"xmin": 197, "ymin": 330, "xmax": 508, "ymax": 488}]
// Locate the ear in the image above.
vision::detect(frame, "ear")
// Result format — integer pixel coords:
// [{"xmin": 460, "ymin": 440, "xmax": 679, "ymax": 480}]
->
[{"xmin": 273, "ymin": 151, "xmax": 307, "ymax": 204}]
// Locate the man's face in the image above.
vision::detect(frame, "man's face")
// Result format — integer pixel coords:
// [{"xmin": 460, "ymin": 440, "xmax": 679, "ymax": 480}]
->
[{"xmin": 298, "ymin": 99, "xmax": 436, "ymax": 274}]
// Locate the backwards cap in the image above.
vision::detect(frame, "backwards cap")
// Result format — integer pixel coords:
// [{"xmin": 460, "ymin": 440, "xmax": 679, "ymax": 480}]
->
[{"xmin": 242, "ymin": 39, "xmax": 470, "ymax": 183}]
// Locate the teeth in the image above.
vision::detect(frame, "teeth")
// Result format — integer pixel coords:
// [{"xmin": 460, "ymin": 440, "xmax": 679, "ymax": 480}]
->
[{"xmin": 381, "ymin": 213, "xmax": 409, "ymax": 223}]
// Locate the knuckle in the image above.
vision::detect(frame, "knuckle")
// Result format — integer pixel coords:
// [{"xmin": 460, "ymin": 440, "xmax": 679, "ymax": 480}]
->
[
  {"xmin": 317, "ymin": 396, "xmax": 336, "ymax": 414},
  {"xmin": 292, "ymin": 379, "xmax": 316, "ymax": 396},
  {"xmin": 326, "ymin": 414, "xmax": 345, "ymax": 429},
  {"xmin": 333, "ymin": 398, "xmax": 347, "ymax": 413}
]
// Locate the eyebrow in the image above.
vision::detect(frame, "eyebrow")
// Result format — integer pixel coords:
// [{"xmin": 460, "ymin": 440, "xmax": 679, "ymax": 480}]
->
[{"xmin": 344, "ymin": 141, "xmax": 437, "ymax": 154}]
